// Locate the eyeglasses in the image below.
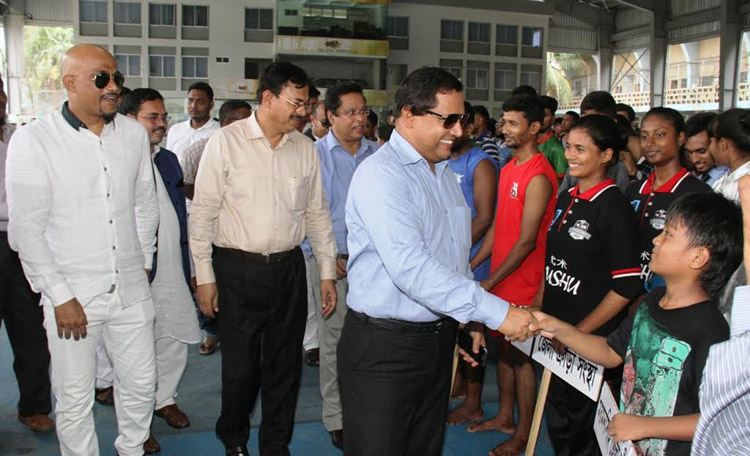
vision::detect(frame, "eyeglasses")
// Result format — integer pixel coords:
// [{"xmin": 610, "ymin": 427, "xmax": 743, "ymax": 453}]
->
[
  {"xmin": 338, "ymin": 108, "xmax": 370, "ymax": 119},
  {"xmin": 424, "ymin": 110, "xmax": 466, "ymax": 129},
  {"xmin": 92, "ymin": 71, "xmax": 125, "ymax": 90},
  {"xmin": 139, "ymin": 114, "xmax": 171, "ymax": 124},
  {"xmin": 277, "ymin": 94, "xmax": 312, "ymax": 113}
]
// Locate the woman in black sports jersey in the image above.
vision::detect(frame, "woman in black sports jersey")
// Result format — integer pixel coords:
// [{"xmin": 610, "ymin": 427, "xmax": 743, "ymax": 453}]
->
[
  {"xmin": 627, "ymin": 107, "xmax": 710, "ymax": 292},
  {"xmin": 540, "ymin": 115, "xmax": 643, "ymax": 456}
]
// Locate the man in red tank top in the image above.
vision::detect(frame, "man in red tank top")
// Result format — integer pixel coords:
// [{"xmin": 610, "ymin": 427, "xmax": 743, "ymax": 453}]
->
[{"xmin": 466, "ymin": 95, "xmax": 558, "ymax": 456}]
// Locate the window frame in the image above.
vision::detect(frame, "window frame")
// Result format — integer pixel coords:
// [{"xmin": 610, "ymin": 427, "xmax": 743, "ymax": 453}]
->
[
  {"xmin": 182, "ymin": 55, "xmax": 208, "ymax": 78},
  {"xmin": 149, "ymin": 4, "xmax": 175, "ymax": 26},
  {"xmin": 245, "ymin": 8, "xmax": 273, "ymax": 31},
  {"xmin": 115, "ymin": 53, "xmax": 141, "ymax": 77},
  {"xmin": 149, "ymin": 54, "xmax": 176, "ymax": 77},
  {"xmin": 468, "ymin": 22, "xmax": 490, "ymax": 44},
  {"xmin": 440, "ymin": 20, "xmax": 463, "ymax": 41},
  {"xmin": 80, "ymin": 0, "xmax": 108, "ymax": 23},
  {"xmin": 182, "ymin": 5, "xmax": 208, "ymax": 27},
  {"xmin": 114, "ymin": 2, "xmax": 141, "ymax": 25}
]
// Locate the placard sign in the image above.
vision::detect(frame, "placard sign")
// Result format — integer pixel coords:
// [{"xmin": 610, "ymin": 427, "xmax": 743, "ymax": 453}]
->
[
  {"xmin": 594, "ymin": 383, "xmax": 637, "ymax": 456},
  {"xmin": 528, "ymin": 336, "xmax": 605, "ymax": 401}
]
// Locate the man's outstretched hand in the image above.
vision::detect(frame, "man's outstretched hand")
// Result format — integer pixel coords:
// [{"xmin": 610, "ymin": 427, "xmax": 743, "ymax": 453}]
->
[{"xmin": 496, "ymin": 306, "xmax": 538, "ymax": 341}]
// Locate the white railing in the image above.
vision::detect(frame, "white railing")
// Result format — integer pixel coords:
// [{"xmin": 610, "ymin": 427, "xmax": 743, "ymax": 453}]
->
[{"xmin": 664, "ymin": 86, "xmax": 718, "ymax": 105}]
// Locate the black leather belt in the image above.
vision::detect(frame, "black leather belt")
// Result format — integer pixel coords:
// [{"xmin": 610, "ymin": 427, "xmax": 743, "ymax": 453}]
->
[
  {"xmin": 350, "ymin": 309, "xmax": 452, "ymax": 333},
  {"xmin": 217, "ymin": 246, "xmax": 298, "ymax": 264}
]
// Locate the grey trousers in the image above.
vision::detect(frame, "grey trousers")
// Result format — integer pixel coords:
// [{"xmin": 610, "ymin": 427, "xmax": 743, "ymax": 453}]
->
[{"xmin": 305, "ymin": 253, "xmax": 347, "ymax": 431}]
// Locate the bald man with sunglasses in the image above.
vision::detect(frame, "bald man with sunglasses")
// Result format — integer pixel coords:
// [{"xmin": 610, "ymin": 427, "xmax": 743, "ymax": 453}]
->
[{"xmin": 6, "ymin": 44, "xmax": 159, "ymax": 456}]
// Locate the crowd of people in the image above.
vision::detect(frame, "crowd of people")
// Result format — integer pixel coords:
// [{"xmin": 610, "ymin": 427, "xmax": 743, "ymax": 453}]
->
[{"xmin": 0, "ymin": 42, "xmax": 748, "ymax": 456}]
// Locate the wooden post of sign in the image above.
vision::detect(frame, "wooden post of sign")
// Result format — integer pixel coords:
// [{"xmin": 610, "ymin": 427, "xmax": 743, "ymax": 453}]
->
[{"xmin": 525, "ymin": 368, "xmax": 552, "ymax": 455}]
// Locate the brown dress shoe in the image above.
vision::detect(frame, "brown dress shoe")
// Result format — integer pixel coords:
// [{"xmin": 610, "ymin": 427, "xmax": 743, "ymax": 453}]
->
[
  {"xmin": 18, "ymin": 414, "xmax": 55, "ymax": 432},
  {"xmin": 95, "ymin": 386, "xmax": 115, "ymax": 406},
  {"xmin": 154, "ymin": 404, "xmax": 191, "ymax": 429},
  {"xmin": 330, "ymin": 429, "xmax": 343, "ymax": 450},
  {"xmin": 143, "ymin": 434, "xmax": 161, "ymax": 454},
  {"xmin": 199, "ymin": 335, "xmax": 219, "ymax": 355}
]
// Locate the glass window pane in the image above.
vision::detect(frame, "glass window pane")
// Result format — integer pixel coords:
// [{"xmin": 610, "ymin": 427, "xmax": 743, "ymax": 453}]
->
[
  {"xmin": 183, "ymin": 6, "xmax": 193, "ymax": 26},
  {"xmin": 95, "ymin": 2, "xmax": 107, "ymax": 22},
  {"xmin": 149, "ymin": 4, "xmax": 160, "ymax": 24},
  {"xmin": 196, "ymin": 6, "xmax": 207, "ymax": 26},
  {"xmin": 130, "ymin": 4, "xmax": 141, "ymax": 24},
  {"xmin": 80, "ymin": 2, "xmax": 94, "ymax": 22},
  {"xmin": 196, "ymin": 57, "xmax": 208, "ymax": 78},
  {"xmin": 115, "ymin": 54, "xmax": 128, "ymax": 72},
  {"xmin": 260, "ymin": 9, "xmax": 273, "ymax": 29},
  {"xmin": 183, "ymin": 57, "xmax": 194, "ymax": 77},
  {"xmin": 164, "ymin": 56, "xmax": 175, "ymax": 77},
  {"xmin": 165, "ymin": 5, "xmax": 174, "ymax": 25},
  {"xmin": 129, "ymin": 55, "xmax": 140, "ymax": 76},
  {"xmin": 150, "ymin": 56, "xmax": 162, "ymax": 76}
]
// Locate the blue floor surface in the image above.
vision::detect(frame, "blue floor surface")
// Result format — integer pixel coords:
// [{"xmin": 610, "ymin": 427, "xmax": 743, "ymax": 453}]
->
[{"xmin": 0, "ymin": 326, "xmax": 554, "ymax": 455}]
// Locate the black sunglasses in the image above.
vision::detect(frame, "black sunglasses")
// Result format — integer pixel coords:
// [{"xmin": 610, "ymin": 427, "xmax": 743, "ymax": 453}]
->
[
  {"xmin": 425, "ymin": 110, "xmax": 467, "ymax": 129},
  {"xmin": 92, "ymin": 71, "xmax": 125, "ymax": 90}
]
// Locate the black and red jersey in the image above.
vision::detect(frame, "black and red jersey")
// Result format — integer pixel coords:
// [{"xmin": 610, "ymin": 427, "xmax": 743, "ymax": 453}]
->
[
  {"xmin": 626, "ymin": 168, "xmax": 710, "ymax": 285},
  {"xmin": 543, "ymin": 179, "xmax": 642, "ymax": 336}
]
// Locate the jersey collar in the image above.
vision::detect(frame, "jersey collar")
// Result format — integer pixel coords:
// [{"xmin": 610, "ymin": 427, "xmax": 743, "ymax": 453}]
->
[
  {"xmin": 537, "ymin": 131, "xmax": 554, "ymax": 145},
  {"xmin": 570, "ymin": 178, "xmax": 616, "ymax": 201},
  {"xmin": 640, "ymin": 167, "xmax": 691, "ymax": 194}
]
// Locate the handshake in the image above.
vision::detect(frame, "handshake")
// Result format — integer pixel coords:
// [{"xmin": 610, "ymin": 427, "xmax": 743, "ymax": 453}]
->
[{"xmin": 459, "ymin": 307, "xmax": 561, "ymax": 367}]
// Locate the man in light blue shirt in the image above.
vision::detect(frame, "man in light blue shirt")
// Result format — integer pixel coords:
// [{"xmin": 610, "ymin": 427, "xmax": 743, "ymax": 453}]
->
[
  {"xmin": 305, "ymin": 83, "xmax": 378, "ymax": 449},
  {"xmin": 339, "ymin": 67, "xmax": 538, "ymax": 456}
]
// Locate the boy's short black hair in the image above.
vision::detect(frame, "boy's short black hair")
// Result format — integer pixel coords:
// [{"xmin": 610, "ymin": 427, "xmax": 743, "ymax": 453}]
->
[
  {"xmin": 665, "ymin": 192, "xmax": 742, "ymax": 299},
  {"xmin": 511, "ymin": 85, "xmax": 538, "ymax": 97},
  {"xmin": 472, "ymin": 105, "xmax": 490, "ymax": 122},
  {"xmin": 325, "ymin": 82, "xmax": 364, "ymax": 117},
  {"xmin": 367, "ymin": 110, "xmax": 378, "ymax": 127},
  {"xmin": 616, "ymin": 103, "xmax": 636, "ymax": 123},
  {"xmin": 580, "ymin": 91, "xmax": 617, "ymax": 119},
  {"xmin": 394, "ymin": 67, "xmax": 462, "ymax": 118},
  {"xmin": 539, "ymin": 95, "xmax": 558, "ymax": 114},
  {"xmin": 685, "ymin": 112, "xmax": 717, "ymax": 139},
  {"xmin": 308, "ymin": 85, "xmax": 321, "ymax": 100},
  {"xmin": 565, "ymin": 110, "xmax": 580, "ymax": 121},
  {"xmin": 502, "ymin": 95, "xmax": 544, "ymax": 125},
  {"xmin": 257, "ymin": 61, "xmax": 309, "ymax": 99}
]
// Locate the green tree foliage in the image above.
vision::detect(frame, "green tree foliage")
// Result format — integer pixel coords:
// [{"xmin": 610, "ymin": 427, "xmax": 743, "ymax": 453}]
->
[{"xmin": 23, "ymin": 26, "xmax": 73, "ymax": 114}]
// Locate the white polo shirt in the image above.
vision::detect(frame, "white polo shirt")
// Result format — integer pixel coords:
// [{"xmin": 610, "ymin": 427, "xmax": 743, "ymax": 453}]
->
[{"xmin": 166, "ymin": 117, "xmax": 219, "ymax": 163}]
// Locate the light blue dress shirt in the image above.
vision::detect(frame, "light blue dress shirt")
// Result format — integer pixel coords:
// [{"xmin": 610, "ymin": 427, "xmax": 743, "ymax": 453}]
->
[
  {"xmin": 301, "ymin": 133, "xmax": 378, "ymax": 256},
  {"xmin": 692, "ymin": 285, "xmax": 750, "ymax": 455},
  {"xmin": 345, "ymin": 129, "xmax": 508, "ymax": 328}
]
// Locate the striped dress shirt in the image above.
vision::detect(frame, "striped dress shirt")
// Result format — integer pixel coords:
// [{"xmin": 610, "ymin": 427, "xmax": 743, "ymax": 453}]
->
[{"xmin": 691, "ymin": 286, "xmax": 750, "ymax": 455}]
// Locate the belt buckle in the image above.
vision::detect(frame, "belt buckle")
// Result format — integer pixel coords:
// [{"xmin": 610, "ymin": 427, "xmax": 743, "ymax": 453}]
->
[{"xmin": 262, "ymin": 253, "xmax": 271, "ymax": 264}]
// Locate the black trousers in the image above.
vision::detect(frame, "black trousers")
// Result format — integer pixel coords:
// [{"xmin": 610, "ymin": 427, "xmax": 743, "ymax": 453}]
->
[
  {"xmin": 338, "ymin": 311, "xmax": 459, "ymax": 456},
  {"xmin": 546, "ymin": 374, "xmax": 607, "ymax": 456},
  {"xmin": 0, "ymin": 232, "xmax": 51, "ymax": 417},
  {"xmin": 214, "ymin": 246, "xmax": 307, "ymax": 456}
]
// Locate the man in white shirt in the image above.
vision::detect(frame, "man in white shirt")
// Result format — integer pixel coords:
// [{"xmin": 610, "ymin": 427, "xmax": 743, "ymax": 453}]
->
[
  {"xmin": 166, "ymin": 81, "xmax": 220, "ymax": 163},
  {"xmin": 6, "ymin": 44, "xmax": 159, "ymax": 456},
  {"xmin": 0, "ymin": 75, "xmax": 54, "ymax": 434}
]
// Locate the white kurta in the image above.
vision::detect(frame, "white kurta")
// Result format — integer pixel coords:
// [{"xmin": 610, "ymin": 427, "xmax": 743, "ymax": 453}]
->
[{"xmin": 152, "ymin": 164, "xmax": 202, "ymax": 344}]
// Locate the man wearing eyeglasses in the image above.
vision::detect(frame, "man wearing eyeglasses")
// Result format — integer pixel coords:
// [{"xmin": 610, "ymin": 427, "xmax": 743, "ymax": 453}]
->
[
  {"xmin": 167, "ymin": 81, "xmax": 219, "ymax": 164},
  {"xmin": 340, "ymin": 67, "xmax": 539, "ymax": 456},
  {"xmin": 189, "ymin": 61, "xmax": 336, "ymax": 456},
  {"xmin": 299, "ymin": 82, "xmax": 379, "ymax": 450},
  {"xmin": 6, "ymin": 44, "xmax": 159, "ymax": 456}
]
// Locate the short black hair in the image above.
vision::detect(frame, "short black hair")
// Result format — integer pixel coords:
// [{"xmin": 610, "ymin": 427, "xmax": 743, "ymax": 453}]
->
[
  {"xmin": 394, "ymin": 67, "xmax": 462, "ymax": 118},
  {"xmin": 553, "ymin": 117, "xmax": 563, "ymax": 126},
  {"xmin": 325, "ymin": 82, "xmax": 364, "ymax": 118},
  {"xmin": 616, "ymin": 103, "xmax": 636, "ymax": 123},
  {"xmin": 463, "ymin": 102, "xmax": 475, "ymax": 127},
  {"xmin": 378, "ymin": 123, "xmax": 394, "ymax": 142},
  {"xmin": 643, "ymin": 107, "xmax": 685, "ymax": 135},
  {"xmin": 502, "ymin": 95, "xmax": 544, "ymax": 125},
  {"xmin": 565, "ymin": 111, "xmax": 580, "ymax": 121},
  {"xmin": 367, "ymin": 110, "xmax": 378, "ymax": 127},
  {"xmin": 665, "ymin": 192, "xmax": 742, "ymax": 299},
  {"xmin": 188, "ymin": 81, "xmax": 214, "ymax": 100},
  {"xmin": 218, "ymin": 100, "xmax": 251, "ymax": 124},
  {"xmin": 686, "ymin": 112, "xmax": 717, "ymax": 139},
  {"xmin": 512, "ymin": 85, "xmax": 538, "ymax": 97},
  {"xmin": 473, "ymin": 105, "xmax": 490, "ymax": 122},
  {"xmin": 120, "ymin": 88, "xmax": 163, "ymax": 116},
  {"xmin": 257, "ymin": 61, "xmax": 309, "ymax": 99},
  {"xmin": 539, "ymin": 95, "xmax": 558, "ymax": 114},
  {"xmin": 309, "ymin": 85, "xmax": 321, "ymax": 100},
  {"xmin": 709, "ymin": 109, "xmax": 750, "ymax": 156},
  {"xmin": 569, "ymin": 114, "xmax": 620, "ymax": 167},
  {"xmin": 580, "ymin": 91, "xmax": 617, "ymax": 119}
]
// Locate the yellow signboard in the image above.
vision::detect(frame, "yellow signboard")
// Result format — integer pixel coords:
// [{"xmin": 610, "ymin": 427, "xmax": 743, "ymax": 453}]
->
[
  {"xmin": 212, "ymin": 78, "xmax": 259, "ymax": 100},
  {"xmin": 276, "ymin": 36, "xmax": 388, "ymax": 58},
  {"xmin": 363, "ymin": 90, "xmax": 388, "ymax": 107}
]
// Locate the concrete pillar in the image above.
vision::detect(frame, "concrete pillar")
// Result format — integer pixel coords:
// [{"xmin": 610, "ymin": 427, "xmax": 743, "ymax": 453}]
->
[
  {"xmin": 719, "ymin": 0, "xmax": 741, "ymax": 110},
  {"xmin": 4, "ymin": 12, "xmax": 24, "ymax": 118},
  {"xmin": 597, "ymin": 26, "xmax": 613, "ymax": 91},
  {"xmin": 649, "ymin": 3, "xmax": 668, "ymax": 108}
]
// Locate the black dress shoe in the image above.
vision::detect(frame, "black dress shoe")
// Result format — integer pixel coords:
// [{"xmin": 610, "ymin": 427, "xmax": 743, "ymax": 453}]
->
[
  {"xmin": 304, "ymin": 348, "xmax": 320, "ymax": 366},
  {"xmin": 226, "ymin": 446, "xmax": 249, "ymax": 456},
  {"xmin": 330, "ymin": 429, "xmax": 344, "ymax": 450}
]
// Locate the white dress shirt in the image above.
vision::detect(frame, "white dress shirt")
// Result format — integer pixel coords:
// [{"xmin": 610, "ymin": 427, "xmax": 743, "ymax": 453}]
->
[
  {"xmin": 6, "ymin": 103, "xmax": 159, "ymax": 308},
  {"xmin": 0, "ymin": 122, "xmax": 16, "ymax": 231},
  {"xmin": 166, "ymin": 118, "xmax": 219, "ymax": 163}
]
